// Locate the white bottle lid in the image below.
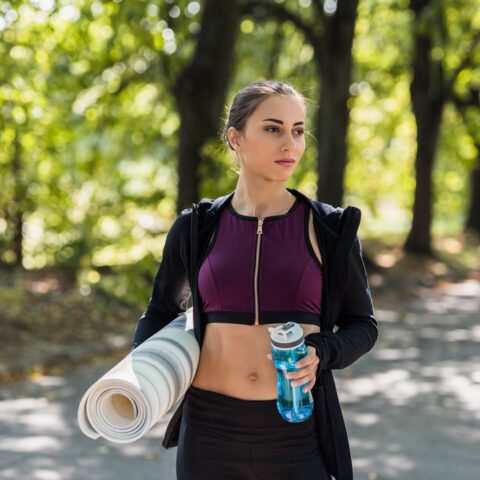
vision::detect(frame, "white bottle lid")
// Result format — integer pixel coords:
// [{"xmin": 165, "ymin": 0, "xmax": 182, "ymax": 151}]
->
[{"xmin": 268, "ymin": 322, "xmax": 304, "ymax": 349}]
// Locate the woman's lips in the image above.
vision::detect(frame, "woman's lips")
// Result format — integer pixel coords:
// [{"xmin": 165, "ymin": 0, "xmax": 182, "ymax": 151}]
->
[{"xmin": 275, "ymin": 160, "xmax": 295, "ymax": 167}]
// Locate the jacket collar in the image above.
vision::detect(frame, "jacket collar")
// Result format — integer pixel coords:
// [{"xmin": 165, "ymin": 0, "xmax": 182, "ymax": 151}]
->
[{"xmin": 196, "ymin": 187, "xmax": 359, "ymax": 239}]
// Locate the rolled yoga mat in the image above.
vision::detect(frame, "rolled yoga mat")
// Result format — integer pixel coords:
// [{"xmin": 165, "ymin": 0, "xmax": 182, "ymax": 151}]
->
[{"xmin": 77, "ymin": 307, "xmax": 199, "ymax": 443}]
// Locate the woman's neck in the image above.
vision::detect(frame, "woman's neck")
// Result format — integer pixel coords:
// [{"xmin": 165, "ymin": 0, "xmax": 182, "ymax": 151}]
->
[{"xmin": 231, "ymin": 179, "xmax": 296, "ymax": 219}]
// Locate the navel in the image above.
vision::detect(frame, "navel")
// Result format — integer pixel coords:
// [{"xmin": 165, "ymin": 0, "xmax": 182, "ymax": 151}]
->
[{"xmin": 247, "ymin": 372, "xmax": 258, "ymax": 382}]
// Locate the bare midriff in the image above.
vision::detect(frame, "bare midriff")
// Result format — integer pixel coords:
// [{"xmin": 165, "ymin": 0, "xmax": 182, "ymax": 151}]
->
[{"xmin": 191, "ymin": 322, "xmax": 321, "ymax": 400}]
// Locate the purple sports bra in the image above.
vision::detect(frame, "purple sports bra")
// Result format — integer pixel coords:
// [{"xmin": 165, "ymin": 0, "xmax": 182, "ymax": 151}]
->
[{"xmin": 197, "ymin": 196, "xmax": 323, "ymax": 326}]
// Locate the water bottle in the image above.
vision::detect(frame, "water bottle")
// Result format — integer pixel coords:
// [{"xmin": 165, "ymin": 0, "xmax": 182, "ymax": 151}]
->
[{"xmin": 268, "ymin": 322, "xmax": 314, "ymax": 423}]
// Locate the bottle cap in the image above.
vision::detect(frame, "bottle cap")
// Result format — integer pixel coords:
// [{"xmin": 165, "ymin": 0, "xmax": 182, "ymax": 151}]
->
[{"xmin": 268, "ymin": 322, "xmax": 304, "ymax": 349}]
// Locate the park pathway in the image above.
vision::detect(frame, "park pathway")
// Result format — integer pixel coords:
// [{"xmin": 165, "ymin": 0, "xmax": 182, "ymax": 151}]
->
[{"xmin": 1, "ymin": 279, "xmax": 479, "ymax": 479}]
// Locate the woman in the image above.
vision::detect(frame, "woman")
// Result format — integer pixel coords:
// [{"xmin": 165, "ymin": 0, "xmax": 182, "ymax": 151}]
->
[{"xmin": 132, "ymin": 80, "xmax": 378, "ymax": 480}]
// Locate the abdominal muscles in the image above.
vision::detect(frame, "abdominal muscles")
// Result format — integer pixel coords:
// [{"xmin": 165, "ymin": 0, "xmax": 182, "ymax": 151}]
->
[{"xmin": 191, "ymin": 322, "xmax": 321, "ymax": 400}]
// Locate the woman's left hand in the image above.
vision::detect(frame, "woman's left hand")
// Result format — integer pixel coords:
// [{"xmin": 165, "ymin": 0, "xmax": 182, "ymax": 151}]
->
[{"xmin": 267, "ymin": 346, "xmax": 320, "ymax": 393}]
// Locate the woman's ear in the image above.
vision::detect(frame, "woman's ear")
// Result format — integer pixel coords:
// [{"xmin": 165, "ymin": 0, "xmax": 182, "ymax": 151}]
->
[{"xmin": 228, "ymin": 127, "xmax": 241, "ymax": 151}]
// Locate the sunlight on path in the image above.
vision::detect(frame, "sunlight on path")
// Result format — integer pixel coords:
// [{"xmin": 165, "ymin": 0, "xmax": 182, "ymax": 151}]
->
[
  {"xmin": 0, "ymin": 280, "xmax": 479, "ymax": 479},
  {"xmin": 335, "ymin": 279, "xmax": 480, "ymax": 480}
]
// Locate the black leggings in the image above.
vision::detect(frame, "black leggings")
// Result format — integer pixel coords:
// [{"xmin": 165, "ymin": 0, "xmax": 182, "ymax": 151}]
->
[{"xmin": 176, "ymin": 385, "xmax": 331, "ymax": 480}]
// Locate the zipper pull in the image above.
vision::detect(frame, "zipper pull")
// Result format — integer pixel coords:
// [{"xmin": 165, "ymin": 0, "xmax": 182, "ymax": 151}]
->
[{"xmin": 257, "ymin": 218, "xmax": 263, "ymax": 234}]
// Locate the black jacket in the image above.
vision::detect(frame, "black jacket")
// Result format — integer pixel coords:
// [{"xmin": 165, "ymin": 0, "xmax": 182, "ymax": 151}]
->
[{"xmin": 132, "ymin": 187, "xmax": 378, "ymax": 480}]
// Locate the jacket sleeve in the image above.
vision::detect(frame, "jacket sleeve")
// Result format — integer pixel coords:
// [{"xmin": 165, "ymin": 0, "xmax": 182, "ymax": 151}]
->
[
  {"xmin": 305, "ymin": 234, "xmax": 378, "ymax": 375},
  {"xmin": 131, "ymin": 212, "xmax": 192, "ymax": 349}
]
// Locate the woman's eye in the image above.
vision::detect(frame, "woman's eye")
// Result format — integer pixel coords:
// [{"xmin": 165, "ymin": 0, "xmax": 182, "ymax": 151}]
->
[
  {"xmin": 265, "ymin": 126, "xmax": 304, "ymax": 135},
  {"xmin": 265, "ymin": 126, "xmax": 280, "ymax": 133}
]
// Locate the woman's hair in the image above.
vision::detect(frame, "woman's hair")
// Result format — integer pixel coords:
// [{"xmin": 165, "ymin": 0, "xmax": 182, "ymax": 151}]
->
[{"xmin": 220, "ymin": 80, "xmax": 311, "ymax": 172}]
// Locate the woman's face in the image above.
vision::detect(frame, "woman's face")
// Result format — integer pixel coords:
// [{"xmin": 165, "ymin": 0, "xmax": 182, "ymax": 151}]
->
[{"xmin": 229, "ymin": 95, "xmax": 306, "ymax": 181}]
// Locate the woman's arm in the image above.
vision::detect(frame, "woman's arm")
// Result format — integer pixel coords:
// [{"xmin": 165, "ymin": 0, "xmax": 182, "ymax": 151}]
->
[
  {"xmin": 304, "ymin": 234, "xmax": 378, "ymax": 376},
  {"xmin": 131, "ymin": 212, "xmax": 192, "ymax": 349}
]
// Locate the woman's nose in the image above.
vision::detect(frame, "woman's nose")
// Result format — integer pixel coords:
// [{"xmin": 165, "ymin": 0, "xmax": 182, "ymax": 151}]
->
[{"xmin": 281, "ymin": 134, "xmax": 296, "ymax": 150}]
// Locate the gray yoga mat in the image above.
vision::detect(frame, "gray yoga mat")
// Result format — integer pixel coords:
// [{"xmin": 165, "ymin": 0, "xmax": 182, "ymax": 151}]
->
[{"xmin": 77, "ymin": 307, "xmax": 199, "ymax": 443}]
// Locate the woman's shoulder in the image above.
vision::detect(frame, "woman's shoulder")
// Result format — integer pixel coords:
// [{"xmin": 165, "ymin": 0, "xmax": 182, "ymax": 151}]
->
[
  {"xmin": 303, "ymin": 196, "xmax": 361, "ymax": 236},
  {"xmin": 289, "ymin": 188, "xmax": 352, "ymax": 222},
  {"xmin": 167, "ymin": 208, "xmax": 193, "ymax": 240},
  {"xmin": 173, "ymin": 196, "xmax": 218, "ymax": 236}
]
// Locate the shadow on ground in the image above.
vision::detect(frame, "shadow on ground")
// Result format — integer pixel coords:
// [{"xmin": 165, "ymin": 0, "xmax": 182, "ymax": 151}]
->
[
  {"xmin": 336, "ymin": 279, "xmax": 480, "ymax": 479},
  {"xmin": 0, "ymin": 278, "xmax": 479, "ymax": 479},
  {"xmin": 0, "ymin": 364, "xmax": 177, "ymax": 480}
]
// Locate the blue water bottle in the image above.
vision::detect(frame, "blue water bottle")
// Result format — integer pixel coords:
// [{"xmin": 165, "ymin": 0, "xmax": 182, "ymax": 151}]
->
[{"xmin": 268, "ymin": 322, "xmax": 314, "ymax": 423}]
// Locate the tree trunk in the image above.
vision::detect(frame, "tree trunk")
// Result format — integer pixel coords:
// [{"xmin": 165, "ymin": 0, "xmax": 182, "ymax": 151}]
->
[
  {"xmin": 404, "ymin": 1, "xmax": 446, "ymax": 255},
  {"xmin": 466, "ymin": 151, "xmax": 480, "ymax": 233},
  {"xmin": 453, "ymin": 89, "xmax": 480, "ymax": 235},
  {"xmin": 240, "ymin": 0, "xmax": 359, "ymax": 207},
  {"xmin": 11, "ymin": 130, "xmax": 24, "ymax": 268},
  {"xmin": 173, "ymin": 0, "xmax": 241, "ymax": 213},
  {"xmin": 316, "ymin": 0, "xmax": 359, "ymax": 207}
]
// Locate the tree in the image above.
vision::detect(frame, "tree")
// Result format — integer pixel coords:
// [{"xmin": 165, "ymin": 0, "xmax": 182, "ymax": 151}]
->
[
  {"xmin": 173, "ymin": 0, "xmax": 242, "ymax": 212},
  {"xmin": 241, "ymin": 0, "xmax": 359, "ymax": 207},
  {"xmin": 453, "ymin": 87, "xmax": 480, "ymax": 234},
  {"xmin": 405, "ymin": 0, "xmax": 479, "ymax": 254}
]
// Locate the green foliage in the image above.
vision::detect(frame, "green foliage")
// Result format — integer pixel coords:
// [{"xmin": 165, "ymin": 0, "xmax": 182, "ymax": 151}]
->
[
  {"xmin": 0, "ymin": 0, "xmax": 193, "ymax": 270},
  {"xmin": 91, "ymin": 252, "xmax": 163, "ymax": 309},
  {"xmin": 0, "ymin": 0, "xmax": 478, "ymax": 290},
  {"xmin": 347, "ymin": 0, "xmax": 479, "ymax": 238}
]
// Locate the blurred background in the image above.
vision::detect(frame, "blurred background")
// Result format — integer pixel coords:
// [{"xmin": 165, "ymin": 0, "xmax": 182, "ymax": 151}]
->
[{"xmin": 0, "ymin": 1, "xmax": 479, "ymax": 479}]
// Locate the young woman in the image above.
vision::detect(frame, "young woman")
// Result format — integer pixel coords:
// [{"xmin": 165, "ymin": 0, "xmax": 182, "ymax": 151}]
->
[{"xmin": 132, "ymin": 80, "xmax": 378, "ymax": 480}]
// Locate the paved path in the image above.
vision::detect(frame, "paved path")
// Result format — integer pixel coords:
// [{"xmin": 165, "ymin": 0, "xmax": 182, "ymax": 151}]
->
[
  {"xmin": 338, "ymin": 279, "xmax": 480, "ymax": 479},
  {"xmin": 1, "ymin": 280, "xmax": 479, "ymax": 479}
]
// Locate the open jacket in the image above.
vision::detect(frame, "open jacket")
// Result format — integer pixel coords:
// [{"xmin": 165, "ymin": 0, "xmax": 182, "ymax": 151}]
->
[{"xmin": 132, "ymin": 187, "xmax": 378, "ymax": 480}]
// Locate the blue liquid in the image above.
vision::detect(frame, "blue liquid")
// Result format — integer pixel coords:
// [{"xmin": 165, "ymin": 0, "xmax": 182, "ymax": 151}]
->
[{"xmin": 271, "ymin": 343, "xmax": 314, "ymax": 422}]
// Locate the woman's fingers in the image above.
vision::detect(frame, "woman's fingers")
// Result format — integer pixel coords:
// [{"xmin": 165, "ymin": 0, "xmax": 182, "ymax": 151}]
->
[
  {"xmin": 289, "ymin": 370, "xmax": 313, "ymax": 386},
  {"xmin": 305, "ymin": 378, "xmax": 316, "ymax": 392},
  {"xmin": 288, "ymin": 348, "xmax": 319, "ymax": 390},
  {"xmin": 267, "ymin": 346, "xmax": 319, "ymax": 392},
  {"xmin": 289, "ymin": 349, "xmax": 318, "ymax": 376}
]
